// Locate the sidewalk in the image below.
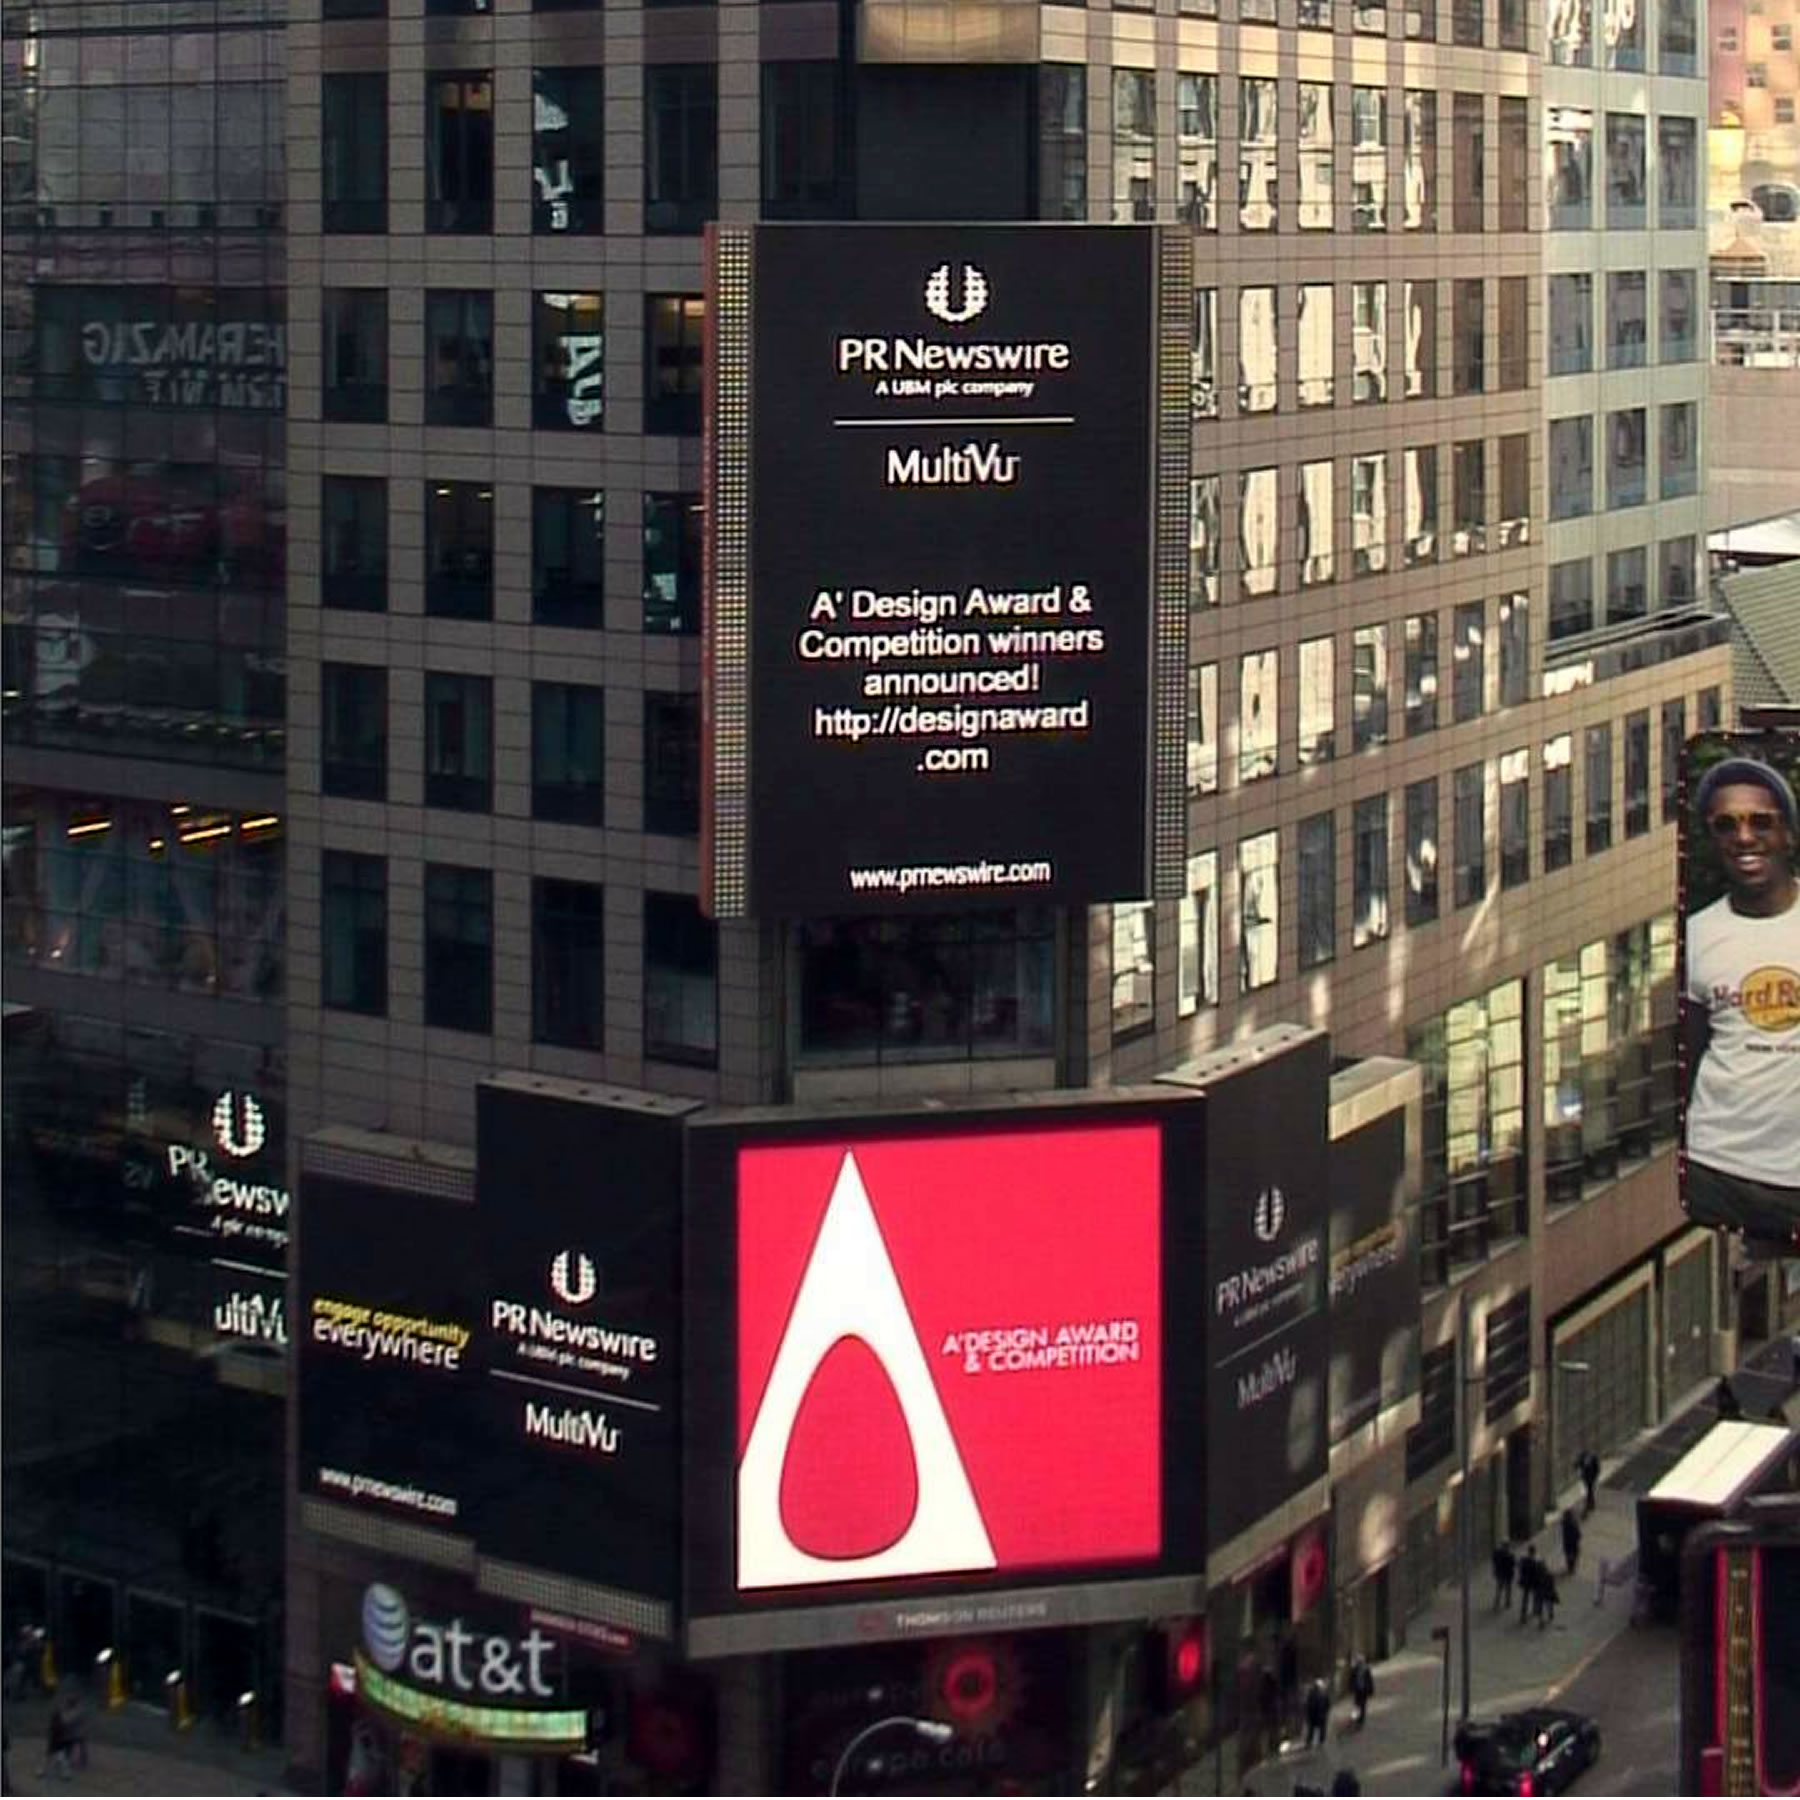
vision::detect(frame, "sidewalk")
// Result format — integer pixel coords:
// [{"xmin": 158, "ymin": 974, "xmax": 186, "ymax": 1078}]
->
[{"xmin": 2, "ymin": 1690, "xmax": 291, "ymax": 1797}]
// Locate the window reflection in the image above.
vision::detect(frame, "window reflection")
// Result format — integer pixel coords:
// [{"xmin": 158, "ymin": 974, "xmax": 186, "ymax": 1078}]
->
[
  {"xmin": 1297, "ymin": 284, "xmax": 1334, "ymax": 407},
  {"xmin": 1240, "ymin": 78, "xmax": 1279, "ymax": 231},
  {"xmin": 1299, "ymin": 459, "xmax": 1334, "ymax": 586},
  {"xmin": 1238, "ymin": 830, "xmax": 1280, "ymax": 993},
  {"xmin": 1239, "ymin": 466, "xmax": 1279, "ymax": 598},
  {"xmin": 1178, "ymin": 73, "xmax": 1218, "ymax": 229},
  {"xmin": 1179, "ymin": 850, "xmax": 1220, "ymax": 1016},
  {"xmin": 1238, "ymin": 286, "xmax": 1278, "ymax": 413}
]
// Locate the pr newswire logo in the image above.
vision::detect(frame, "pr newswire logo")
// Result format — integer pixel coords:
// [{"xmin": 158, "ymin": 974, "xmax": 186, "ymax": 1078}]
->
[
  {"xmin": 924, "ymin": 262, "xmax": 989, "ymax": 325},
  {"xmin": 212, "ymin": 1090, "xmax": 266, "ymax": 1159},
  {"xmin": 549, "ymin": 1249, "xmax": 597, "ymax": 1307},
  {"xmin": 1252, "ymin": 1186, "xmax": 1287, "ymax": 1245}
]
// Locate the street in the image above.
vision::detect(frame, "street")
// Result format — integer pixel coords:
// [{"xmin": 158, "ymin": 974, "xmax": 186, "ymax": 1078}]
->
[{"xmin": 1551, "ymin": 1621, "xmax": 1680, "ymax": 1798}]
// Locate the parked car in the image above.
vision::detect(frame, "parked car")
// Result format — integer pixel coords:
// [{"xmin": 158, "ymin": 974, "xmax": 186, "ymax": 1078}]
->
[{"xmin": 1456, "ymin": 1708, "xmax": 1601, "ymax": 1795}]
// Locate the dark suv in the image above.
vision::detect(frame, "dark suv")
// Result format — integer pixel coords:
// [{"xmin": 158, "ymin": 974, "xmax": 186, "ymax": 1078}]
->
[{"xmin": 1456, "ymin": 1709, "xmax": 1601, "ymax": 1796}]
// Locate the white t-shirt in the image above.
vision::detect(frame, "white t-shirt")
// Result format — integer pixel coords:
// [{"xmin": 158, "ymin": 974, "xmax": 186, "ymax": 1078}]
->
[{"xmin": 1685, "ymin": 891, "xmax": 1800, "ymax": 1185}]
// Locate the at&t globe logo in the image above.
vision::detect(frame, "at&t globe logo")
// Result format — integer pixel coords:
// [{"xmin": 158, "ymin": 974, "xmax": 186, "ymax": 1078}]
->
[
  {"xmin": 361, "ymin": 1583, "xmax": 410, "ymax": 1673},
  {"xmin": 1252, "ymin": 1185, "xmax": 1287, "ymax": 1245}
]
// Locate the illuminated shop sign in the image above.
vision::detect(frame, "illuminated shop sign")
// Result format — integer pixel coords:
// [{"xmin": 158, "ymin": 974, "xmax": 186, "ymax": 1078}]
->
[
  {"xmin": 353, "ymin": 1657, "xmax": 588, "ymax": 1750},
  {"xmin": 164, "ymin": 1088, "xmax": 289, "ymax": 1263},
  {"xmin": 705, "ymin": 224, "xmax": 1191, "ymax": 918}
]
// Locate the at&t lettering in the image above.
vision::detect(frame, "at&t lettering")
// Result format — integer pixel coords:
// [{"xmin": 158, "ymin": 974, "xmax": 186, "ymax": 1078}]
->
[{"xmin": 361, "ymin": 1583, "xmax": 555, "ymax": 1700}]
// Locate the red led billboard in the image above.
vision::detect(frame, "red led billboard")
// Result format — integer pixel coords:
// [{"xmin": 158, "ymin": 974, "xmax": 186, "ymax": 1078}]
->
[{"xmin": 733, "ymin": 1127, "xmax": 1162, "ymax": 1592}]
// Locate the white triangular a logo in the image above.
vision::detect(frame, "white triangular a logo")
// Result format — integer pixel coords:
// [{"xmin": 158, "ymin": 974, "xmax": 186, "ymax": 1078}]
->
[{"xmin": 738, "ymin": 1150, "xmax": 996, "ymax": 1589}]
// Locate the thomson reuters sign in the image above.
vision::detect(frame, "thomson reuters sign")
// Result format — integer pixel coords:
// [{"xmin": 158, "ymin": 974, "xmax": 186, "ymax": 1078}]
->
[{"xmin": 734, "ymin": 1127, "xmax": 1162, "ymax": 1591}]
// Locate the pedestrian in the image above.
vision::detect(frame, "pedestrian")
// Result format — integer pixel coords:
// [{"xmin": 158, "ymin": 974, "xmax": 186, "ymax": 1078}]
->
[
  {"xmin": 43, "ymin": 1695, "xmax": 76, "ymax": 1781},
  {"xmin": 1518, "ymin": 1545, "xmax": 1541, "ymax": 1624},
  {"xmin": 1304, "ymin": 1675, "xmax": 1331, "ymax": 1750},
  {"xmin": 1561, "ymin": 1506, "xmax": 1583, "ymax": 1577},
  {"xmin": 1717, "ymin": 1376, "xmax": 1742, "ymax": 1420},
  {"xmin": 1280, "ymin": 1635, "xmax": 1301, "ymax": 1731},
  {"xmin": 1578, "ymin": 1449, "xmax": 1601, "ymax": 1516},
  {"xmin": 1330, "ymin": 1771, "xmax": 1363, "ymax": 1796},
  {"xmin": 1259, "ymin": 1663, "xmax": 1282, "ymax": 1757},
  {"xmin": 1540, "ymin": 1570, "xmax": 1561, "ymax": 1627},
  {"xmin": 1349, "ymin": 1655, "xmax": 1375, "ymax": 1729},
  {"xmin": 1491, "ymin": 1541, "xmax": 1517, "ymax": 1611}
]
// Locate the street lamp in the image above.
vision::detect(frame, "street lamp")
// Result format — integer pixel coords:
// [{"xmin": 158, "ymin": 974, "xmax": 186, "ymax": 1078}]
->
[{"xmin": 828, "ymin": 1715, "xmax": 956, "ymax": 1796}]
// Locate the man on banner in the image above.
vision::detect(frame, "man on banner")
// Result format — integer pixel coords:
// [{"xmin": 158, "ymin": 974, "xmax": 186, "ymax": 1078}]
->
[{"xmin": 1684, "ymin": 756, "xmax": 1800, "ymax": 1246}]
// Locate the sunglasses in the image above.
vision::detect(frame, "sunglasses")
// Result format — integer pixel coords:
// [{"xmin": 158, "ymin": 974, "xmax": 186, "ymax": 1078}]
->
[{"xmin": 1708, "ymin": 810, "xmax": 1784, "ymax": 838}]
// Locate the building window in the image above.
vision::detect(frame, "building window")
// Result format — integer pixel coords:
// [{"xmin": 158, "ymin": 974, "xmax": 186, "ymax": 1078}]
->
[
  {"xmin": 1607, "ymin": 271, "xmax": 1648, "ymax": 370},
  {"xmin": 1407, "ymin": 0, "xmax": 1438, "ymax": 37},
  {"xmin": 426, "ymin": 482, "xmax": 494, "ymax": 620},
  {"xmin": 1179, "ymin": 851, "xmax": 1220, "ymax": 1015},
  {"xmin": 761, "ymin": 62, "xmax": 844, "ymax": 218},
  {"xmin": 424, "ymin": 864, "xmax": 492, "ymax": 1035},
  {"xmin": 321, "ymin": 662, "xmax": 386, "ymax": 801},
  {"xmin": 1404, "ymin": 445, "xmax": 1438, "ymax": 565},
  {"xmin": 1340, "ymin": 458, "xmax": 1384, "ymax": 587},
  {"xmin": 1549, "ymin": 273, "xmax": 1594, "ymax": 376},
  {"xmin": 1699, "ymin": 687, "xmax": 1721, "ymax": 733},
  {"xmin": 1499, "ymin": 96, "xmax": 1529, "ymax": 229},
  {"xmin": 1239, "ymin": 830, "xmax": 1280, "ymax": 992},
  {"xmin": 1270, "ymin": 638, "xmax": 1323, "ymax": 778},
  {"xmin": 1452, "ymin": 279, "xmax": 1485, "ymax": 395},
  {"xmin": 1193, "ymin": 289, "xmax": 1219, "ymax": 419},
  {"xmin": 1550, "ymin": 0, "xmax": 1592, "ymax": 62},
  {"xmin": 424, "ymin": 290, "xmax": 493, "ymax": 428},
  {"xmin": 1498, "ymin": 434, "xmax": 1531, "ymax": 549},
  {"xmin": 1607, "ymin": 408, "xmax": 1647, "ymax": 510},
  {"xmin": 1408, "ymin": 1346, "xmax": 1457, "ymax": 1477},
  {"xmin": 532, "ymin": 293, "xmax": 604, "ymax": 430},
  {"xmin": 1747, "ymin": 62, "xmax": 1768, "ymax": 88},
  {"xmin": 1355, "ymin": 0, "xmax": 1387, "ymax": 29},
  {"xmin": 1299, "ymin": 460, "xmax": 1335, "ymax": 586},
  {"xmin": 1546, "ymin": 106, "xmax": 1593, "ymax": 228},
  {"xmin": 1453, "ymin": 0, "xmax": 1483, "ymax": 43},
  {"xmin": 322, "ymin": 288, "xmax": 387, "ymax": 423},
  {"xmin": 1778, "ymin": 98, "xmax": 1797, "ymax": 125},
  {"xmin": 1452, "ymin": 601, "xmax": 1485, "ymax": 722},
  {"xmin": 323, "ymin": 73, "xmax": 386, "ymax": 233},
  {"xmin": 1353, "ymin": 282, "xmax": 1387, "ymax": 403},
  {"xmin": 533, "ymin": 488, "xmax": 605, "ymax": 628},
  {"xmin": 1409, "ymin": 978, "xmax": 1527, "ymax": 1283},
  {"xmin": 1607, "ymin": 546, "xmax": 1648, "ymax": 625},
  {"xmin": 534, "ymin": 67, "xmax": 605, "ymax": 234},
  {"xmin": 1499, "ymin": 591, "xmax": 1530, "ymax": 707},
  {"xmin": 645, "ymin": 65, "xmax": 718, "ymax": 233},
  {"xmin": 1353, "ymin": 795, "xmax": 1390, "ymax": 948},
  {"xmin": 646, "ymin": 295, "xmax": 705, "ymax": 435},
  {"xmin": 1404, "ymin": 279, "xmax": 1437, "ymax": 397},
  {"xmin": 1585, "ymin": 722, "xmax": 1613, "ymax": 853},
  {"xmin": 1240, "ymin": 467, "xmax": 1279, "ymax": 599},
  {"xmin": 1404, "ymin": 613, "xmax": 1439, "ymax": 736},
  {"xmin": 1239, "ymin": 650, "xmax": 1279, "ymax": 782},
  {"xmin": 648, "ymin": 893, "xmax": 719, "ymax": 1065},
  {"xmin": 1662, "ymin": 536, "xmax": 1698, "ymax": 608},
  {"xmin": 1352, "ymin": 88, "xmax": 1387, "ymax": 231},
  {"xmin": 1453, "ymin": 761, "xmax": 1486, "ymax": 907},
  {"xmin": 644, "ymin": 691, "xmax": 701, "ymax": 835},
  {"xmin": 1499, "ymin": 748, "xmax": 1530, "ymax": 888},
  {"xmin": 1485, "ymin": 1295, "xmax": 1534, "ymax": 1421},
  {"xmin": 532, "ymin": 682, "xmax": 606, "ymax": 826},
  {"xmin": 1544, "ymin": 734, "xmax": 1574, "ymax": 870},
  {"xmin": 322, "ymin": 850, "xmax": 386, "ymax": 1015},
  {"xmin": 1452, "ymin": 93, "xmax": 1485, "ymax": 232},
  {"xmin": 1189, "ymin": 662, "xmax": 1219, "ymax": 794},
  {"xmin": 1661, "ymin": 403, "xmax": 1698, "ymax": 499},
  {"xmin": 643, "ymin": 493, "xmax": 702, "ymax": 633},
  {"xmin": 1452, "ymin": 440, "xmax": 1486, "ymax": 557},
  {"xmin": 1624, "ymin": 711, "xmax": 1651, "ymax": 838},
  {"xmin": 322, "ymin": 476, "xmax": 386, "ymax": 612},
  {"xmin": 1405, "ymin": 777, "xmax": 1439, "ymax": 925},
  {"xmin": 1113, "ymin": 70, "xmax": 1156, "ymax": 222},
  {"xmin": 1657, "ymin": 118, "xmax": 1697, "ymax": 227},
  {"xmin": 1660, "ymin": 699, "xmax": 1685, "ymax": 823},
  {"xmin": 424, "ymin": 672, "xmax": 493, "ymax": 812},
  {"xmin": 1240, "ymin": 77, "xmax": 1279, "ymax": 231},
  {"xmin": 1299, "ymin": 83, "xmax": 1334, "ymax": 230},
  {"xmin": 1177, "ymin": 73, "xmax": 1218, "ymax": 229},
  {"xmin": 1663, "ymin": 0, "xmax": 1697, "ymax": 67},
  {"xmin": 1550, "ymin": 558, "xmax": 1593, "ymax": 641},
  {"xmin": 1238, "ymin": 287, "xmax": 1278, "ymax": 414},
  {"xmin": 1298, "ymin": 285, "xmax": 1334, "ymax": 408},
  {"xmin": 1604, "ymin": 112, "xmax": 1646, "ymax": 228},
  {"xmin": 1497, "ymin": 278, "xmax": 1528, "ymax": 391},
  {"xmin": 1190, "ymin": 475, "xmax": 1221, "ymax": 605},
  {"xmin": 1041, "ymin": 65, "xmax": 1089, "ymax": 221},
  {"xmin": 426, "ymin": 74, "xmax": 494, "ymax": 234},
  {"xmin": 1404, "ymin": 91, "xmax": 1437, "ymax": 231},
  {"xmin": 1298, "ymin": 813, "xmax": 1336, "ymax": 970},
  {"xmin": 1548, "ymin": 417, "xmax": 1593, "ymax": 520},
  {"xmin": 1660, "ymin": 270, "xmax": 1698, "ymax": 363},
  {"xmin": 1111, "ymin": 901, "xmax": 1157, "ymax": 1039},
  {"xmin": 533, "ymin": 879, "xmax": 604, "ymax": 1050},
  {"xmin": 1353, "ymin": 624, "xmax": 1390, "ymax": 749}
]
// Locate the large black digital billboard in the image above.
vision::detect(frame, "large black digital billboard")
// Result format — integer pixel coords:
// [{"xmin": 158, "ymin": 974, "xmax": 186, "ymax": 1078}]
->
[
  {"xmin": 297, "ymin": 1172, "xmax": 480, "ymax": 1533},
  {"xmin": 474, "ymin": 1078, "xmax": 691, "ymax": 1600},
  {"xmin": 1189, "ymin": 1033, "xmax": 1331, "ymax": 1550},
  {"xmin": 706, "ymin": 224, "xmax": 1190, "ymax": 919}
]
